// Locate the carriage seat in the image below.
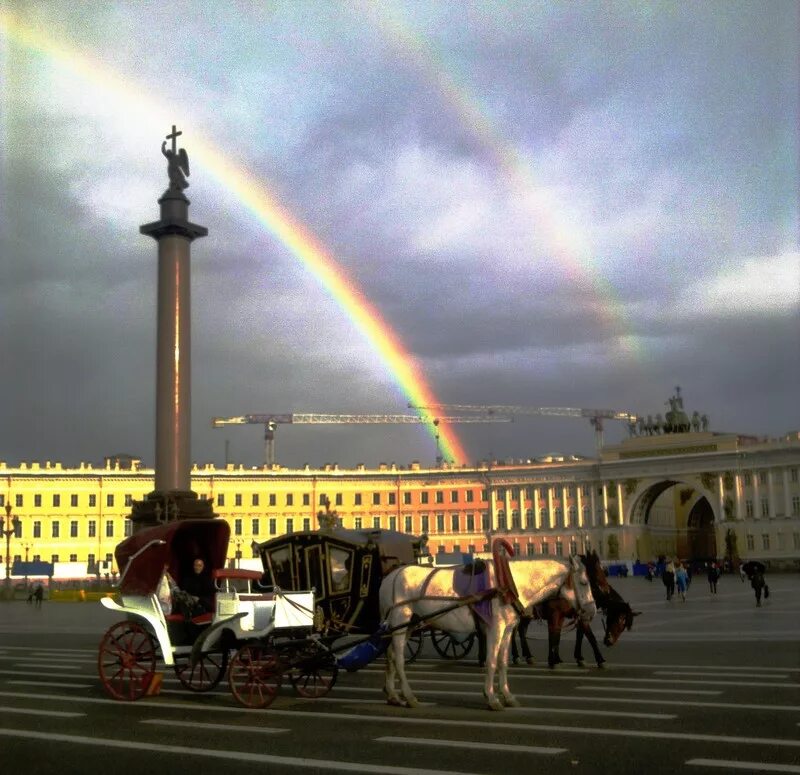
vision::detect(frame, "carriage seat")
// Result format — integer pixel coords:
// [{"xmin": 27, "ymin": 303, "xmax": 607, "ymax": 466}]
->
[{"xmin": 165, "ymin": 611, "xmax": 213, "ymax": 626}]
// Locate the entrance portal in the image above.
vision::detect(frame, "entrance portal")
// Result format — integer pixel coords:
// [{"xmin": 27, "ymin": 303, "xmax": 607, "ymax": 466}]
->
[{"xmin": 687, "ymin": 498, "xmax": 716, "ymax": 559}]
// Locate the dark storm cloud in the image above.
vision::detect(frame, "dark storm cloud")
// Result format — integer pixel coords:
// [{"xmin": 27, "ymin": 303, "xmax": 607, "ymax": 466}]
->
[{"xmin": 1, "ymin": 1, "xmax": 797, "ymax": 469}]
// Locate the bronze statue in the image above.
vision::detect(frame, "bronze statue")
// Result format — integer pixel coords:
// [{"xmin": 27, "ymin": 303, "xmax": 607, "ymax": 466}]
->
[{"xmin": 162, "ymin": 125, "xmax": 190, "ymax": 191}]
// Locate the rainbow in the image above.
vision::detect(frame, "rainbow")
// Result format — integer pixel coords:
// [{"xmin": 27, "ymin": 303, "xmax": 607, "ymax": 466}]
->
[
  {"xmin": 0, "ymin": 10, "xmax": 469, "ymax": 464},
  {"xmin": 366, "ymin": 4, "xmax": 642, "ymax": 359}
]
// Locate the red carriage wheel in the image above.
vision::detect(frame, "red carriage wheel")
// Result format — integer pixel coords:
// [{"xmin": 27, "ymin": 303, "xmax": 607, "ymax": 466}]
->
[
  {"xmin": 228, "ymin": 645, "xmax": 282, "ymax": 708},
  {"xmin": 97, "ymin": 620, "xmax": 157, "ymax": 701},
  {"xmin": 288, "ymin": 651, "xmax": 338, "ymax": 698},
  {"xmin": 431, "ymin": 629, "xmax": 476, "ymax": 660},
  {"xmin": 173, "ymin": 649, "xmax": 229, "ymax": 692}
]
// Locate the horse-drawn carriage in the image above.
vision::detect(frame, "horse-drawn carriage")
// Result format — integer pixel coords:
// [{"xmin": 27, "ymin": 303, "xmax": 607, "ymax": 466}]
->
[
  {"xmin": 97, "ymin": 518, "xmax": 325, "ymax": 707},
  {"xmin": 99, "ymin": 515, "xmax": 632, "ymax": 711}
]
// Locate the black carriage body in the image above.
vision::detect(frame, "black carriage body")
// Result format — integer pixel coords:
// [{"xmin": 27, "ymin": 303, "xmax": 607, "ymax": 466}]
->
[{"xmin": 257, "ymin": 527, "xmax": 424, "ymax": 637}]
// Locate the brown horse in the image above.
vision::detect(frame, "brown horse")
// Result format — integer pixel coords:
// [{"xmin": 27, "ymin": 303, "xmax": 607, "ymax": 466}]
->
[
  {"xmin": 544, "ymin": 552, "xmax": 639, "ymax": 668},
  {"xmin": 500, "ymin": 552, "xmax": 640, "ymax": 668}
]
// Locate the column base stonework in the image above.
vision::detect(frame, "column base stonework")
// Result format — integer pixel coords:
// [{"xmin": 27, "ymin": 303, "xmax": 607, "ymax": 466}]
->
[{"xmin": 131, "ymin": 489, "xmax": 215, "ymax": 528}]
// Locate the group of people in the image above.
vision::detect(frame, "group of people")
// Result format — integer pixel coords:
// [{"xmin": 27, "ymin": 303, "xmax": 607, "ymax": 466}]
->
[
  {"xmin": 659, "ymin": 557, "xmax": 770, "ymax": 607},
  {"xmin": 26, "ymin": 584, "xmax": 44, "ymax": 606},
  {"xmin": 661, "ymin": 559, "xmax": 690, "ymax": 601}
]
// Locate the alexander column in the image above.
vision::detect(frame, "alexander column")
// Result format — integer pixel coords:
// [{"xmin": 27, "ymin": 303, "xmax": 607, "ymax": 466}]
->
[{"xmin": 133, "ymin": 126, "xmax": 214, "ymax": 528}]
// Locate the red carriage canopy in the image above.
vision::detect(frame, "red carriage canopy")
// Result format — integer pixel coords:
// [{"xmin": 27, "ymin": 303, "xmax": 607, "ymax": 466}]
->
[{"xmin": 115, "ymin": 519, "xmax": 230, "ymax": 596}]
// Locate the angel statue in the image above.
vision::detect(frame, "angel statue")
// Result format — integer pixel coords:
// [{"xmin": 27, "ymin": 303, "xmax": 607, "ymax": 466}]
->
[{"xmin": 162, "ymin": 139, "xmax": 190, "ymax": 191}]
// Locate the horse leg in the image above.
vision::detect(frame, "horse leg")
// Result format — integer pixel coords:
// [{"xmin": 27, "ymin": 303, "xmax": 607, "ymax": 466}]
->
[
  {"xmin": 391, "ymin": 628, "xmax": 419, "ymax": 707},
  {"xmin": 574, "ymin": 625, "xmax": 585, "ymax": 667},
  {"xmin": 519, "ymin": 617, "xmax": 533, "ymax": 664},
  {"xmin": 383, "ymin": 641, "xmax": 402, "ymax": 706},
  {"xmin": 483, "ymin": 618, "xmax": 502, "ymax": 710},
  {"xmin": 497, "ymin": 612, "xmax": 520, "ymax": 708},
  {"xmin": 548, "ymin": 610, "xmax": 563, "ymax": 669},
  {"xmin": 584, "ymin": 624, "xmax": 605, "ymax": 668}
]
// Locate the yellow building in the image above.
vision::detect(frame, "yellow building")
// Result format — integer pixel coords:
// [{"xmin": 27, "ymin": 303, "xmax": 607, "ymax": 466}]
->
[{"xmin": 1, "ymin": 429, "xmax": 799, "ymax": 578}]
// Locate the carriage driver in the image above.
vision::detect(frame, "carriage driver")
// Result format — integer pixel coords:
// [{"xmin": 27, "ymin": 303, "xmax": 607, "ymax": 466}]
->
[{"xmin": 180, "ymin": 557, "xmax": 217, "ymax": 615}]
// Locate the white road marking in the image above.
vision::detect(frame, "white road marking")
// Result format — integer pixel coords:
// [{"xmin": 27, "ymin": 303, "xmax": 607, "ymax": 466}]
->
[
  {"xmin": 0, "ymin": 705, "xmax": 84, "ymax": 718},
  {"xmin": 687, "ymin": 759, "xmax": 800, "ymax": 773},
  {"xmin": 335, "ymin": 685, "xmax": 800, "ymax": 711},
  {"xmin": 655, "ymin": 670, "xmax": 790, "ymax": 679},
  {"xmin": 0, "ymin": 669, "xmax": 95, "ymax": 680},
  {"xmin": 8, "ymin": 680, "xmax": 93, "ymax": 689},
  {"xmin": 577, "ymin": 685, "xmax": 721, "ymax": 695},
  {"xmin": 375, "ymin": 735, "xmax": 566, "ymax": 755},
  {"xmin": 141, "ymin": 719, "xmax": 288, "ymax": 734},
  {"xmin": 0, "ymin": 728, "xmax": 486, "ymax": 775},
  {"xmin": 13, "ymin": 662, "xmax": 83, "ymax": 670},
  {"xmin": 571, "ymin": 675, "xmax": 798, "ymax": 689}
]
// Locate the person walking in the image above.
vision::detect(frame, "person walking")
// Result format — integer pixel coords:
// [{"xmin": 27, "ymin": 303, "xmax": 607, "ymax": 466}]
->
[
  {"xmin": 663, "ymin": 559, "xmax": 676, "ymax": 601},
  {"xmin": 675, "ymin": 563, "xmax": 689, "ymax": 602},
  {"xmin": 707, "ymin": 562, "xmax": 720, "ymax": 594},
  {"xmin": 751, "ymin": 569, "xmax": 769, "ymax": 607},
  {"xmin": 33, "ymin": 584, "xmax": 44, "ymax": 607}
]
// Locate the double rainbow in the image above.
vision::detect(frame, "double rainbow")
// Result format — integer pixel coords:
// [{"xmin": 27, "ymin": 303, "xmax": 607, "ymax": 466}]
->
[{"xmin": 0, "ymin": 10, "xmax": 468, "ymax": 464}]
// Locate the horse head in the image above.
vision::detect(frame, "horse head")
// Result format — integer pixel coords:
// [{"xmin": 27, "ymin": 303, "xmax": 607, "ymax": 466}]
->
[
  {"xmin": 602, "ymin": 599, "xmax": 642, "ymax": 647},
  {"xmin": 567, "ymin": 554, "xmax": 597, "ymax": 624}
]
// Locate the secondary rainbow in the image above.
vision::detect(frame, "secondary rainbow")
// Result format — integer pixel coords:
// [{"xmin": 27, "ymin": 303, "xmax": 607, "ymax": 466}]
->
[
  {"xmin": 0, "ymin": 10, "xmax": 469, "ymax": 464},
  {"xmin": 367, "ymin": 3, "xmax": 643, "ymax": 359}
]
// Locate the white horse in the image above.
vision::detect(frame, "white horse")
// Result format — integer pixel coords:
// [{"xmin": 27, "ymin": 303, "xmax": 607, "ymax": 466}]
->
[{"xmin": 379, "ymin": 552, "xmax": 596, "ymax": 710}]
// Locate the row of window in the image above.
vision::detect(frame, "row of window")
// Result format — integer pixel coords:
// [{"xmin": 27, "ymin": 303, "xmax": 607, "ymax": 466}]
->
[
  {"xmin": 7, "ymin": 532, "xmax": 800, "ymax": 570},
  {"xmin": 0, "ymin": 493, "xmax": 132, "ymax": 509},
  {"xmin": 3, "ymin": 472, "xmax": 798, "ymax": 512}
]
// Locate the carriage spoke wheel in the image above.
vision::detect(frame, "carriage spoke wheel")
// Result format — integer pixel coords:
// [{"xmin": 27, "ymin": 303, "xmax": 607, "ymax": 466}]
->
[
  {"xmin": 174, "ymin": 649, "xmax": 229, "ymax": 692},
  {"xmin": 403, "ymin": 628, "xmax": 424, "ymax": 663},
  {"xmin": 431, "ymin": 630, "xmax": 476, "ymax": 660},
  {"xmin": 288, "ymin": 652, "xmax": 338, "ymax": 698},
  {"xmin": 98, "ymin": 621, "xmax": 157, "ymax": 701},
  {"xmin": 228, "ymin": 645, "xmax": 282, "ymax": 708}
]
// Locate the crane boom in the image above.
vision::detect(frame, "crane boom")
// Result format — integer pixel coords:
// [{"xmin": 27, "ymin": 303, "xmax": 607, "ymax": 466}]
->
[
  {"xmin": 408, "ymin": 402, "xmax": 639, "ymax": 453},
  {"xmin": 212, "ymin": 412, "xmax": 510, "ymax": 467},
  {"xmin": 212, "ymin": 413, "xmax": 510, "ymax": 427},
  {"xmin": 407, "ymin": 403, "xmax": 637, "ymax": 422}
]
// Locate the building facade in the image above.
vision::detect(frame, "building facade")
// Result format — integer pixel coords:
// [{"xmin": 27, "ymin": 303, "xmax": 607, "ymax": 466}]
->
[{"xmin": 1, "ymin": 430, "xmax": 799, "ymax": 578}]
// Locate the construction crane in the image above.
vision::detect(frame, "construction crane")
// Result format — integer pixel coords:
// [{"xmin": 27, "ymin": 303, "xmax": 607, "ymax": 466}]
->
[
  {"xmin": 407, "ymin": 403, "xmax": 639, "ymax": 453},
  {"xmin": 212, "ymin": 413, "xmax": 511, "ymax": 467}
]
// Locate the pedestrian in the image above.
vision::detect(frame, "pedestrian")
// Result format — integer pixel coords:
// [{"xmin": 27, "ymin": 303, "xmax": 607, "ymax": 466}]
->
[
  {"xmin": 751, "ymin": 569, "xmax": 769, "ymax": 607},
  {"xmin": 707, "ymin": 563, "xmax": 719, "ymax": 594},
  {"xmin": 33, "ymin": 584, "xmax": 44, "ymax": 607},
  {"xmin": 675, "ymin": 563, "xmax": 689, "ymax": 602},
  {"xmin": 662, "ymin": 559, "xmax": 676, "ymax": 601}
]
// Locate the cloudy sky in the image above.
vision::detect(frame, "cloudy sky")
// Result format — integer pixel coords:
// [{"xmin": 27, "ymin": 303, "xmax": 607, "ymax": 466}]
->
[{"xmin": 1, "ymin": 1, "xmax": 798, "ymax": 470}]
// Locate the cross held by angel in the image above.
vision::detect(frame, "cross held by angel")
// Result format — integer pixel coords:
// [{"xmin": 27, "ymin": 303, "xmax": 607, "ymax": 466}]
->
[{"xmin": 162, "ymin": 125, "xmax": 190, "ymax": 191}]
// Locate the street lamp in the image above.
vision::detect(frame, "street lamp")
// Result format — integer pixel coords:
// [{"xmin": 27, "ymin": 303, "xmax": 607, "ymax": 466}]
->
[{"xmin": 2, "ymin": 503, "xmax": 21, "ymax": 592}]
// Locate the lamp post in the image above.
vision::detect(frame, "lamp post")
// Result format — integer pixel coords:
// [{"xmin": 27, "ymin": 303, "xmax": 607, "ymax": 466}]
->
[{"xmin": 2, "ymin": 503, "xmax": 21, "ymax": 593}]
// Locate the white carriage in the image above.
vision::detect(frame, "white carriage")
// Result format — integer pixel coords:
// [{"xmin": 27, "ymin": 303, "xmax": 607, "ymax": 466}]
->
[{"xmin": 97, "ymin": 518, "xmax": 320, "ymax": 707}]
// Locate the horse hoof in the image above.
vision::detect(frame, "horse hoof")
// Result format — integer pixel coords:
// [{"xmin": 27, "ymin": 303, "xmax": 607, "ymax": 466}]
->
[
  {"xmin": 596, "ymin": 662, "xmax": 606, "ymax": 669},
  {"xmin": 487, "ymin": 699, "xmax": 504, "ymax": 711},
  {"xmin": 504, "ymin": 696, "xmax": 521, "ymax": 708},
  {"xmin": 386, "ymin": 696, "xmax": 405, "ymax": 707},
  {"xmin": 525, "ymin": 657, "xmax": 535, "ymax": 665},
  {"xmin": 576, "ymin": 660, "xmax": 585, "ymax": 668}
]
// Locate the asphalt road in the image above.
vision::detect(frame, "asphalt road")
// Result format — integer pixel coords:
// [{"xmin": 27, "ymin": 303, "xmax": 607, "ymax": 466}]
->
[{"xmin": 1, "ymin": 573, "xmax": 798, "ymax": 775}]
